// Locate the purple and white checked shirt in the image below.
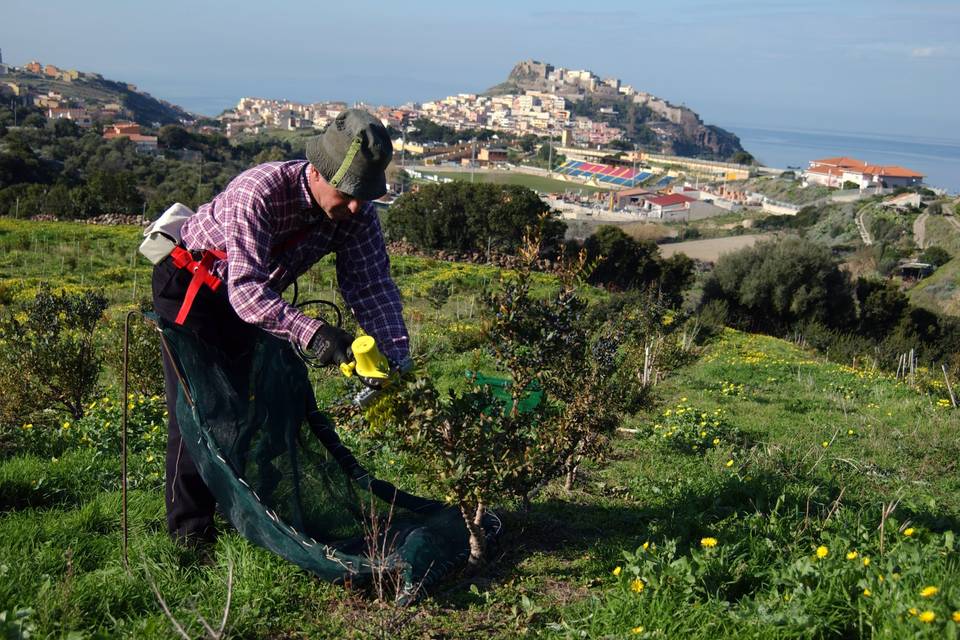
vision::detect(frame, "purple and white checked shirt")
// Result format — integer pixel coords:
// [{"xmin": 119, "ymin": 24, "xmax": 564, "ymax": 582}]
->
[{"xmin": 179, "ymin": 160, "xmax": 409, "ymax": 362}]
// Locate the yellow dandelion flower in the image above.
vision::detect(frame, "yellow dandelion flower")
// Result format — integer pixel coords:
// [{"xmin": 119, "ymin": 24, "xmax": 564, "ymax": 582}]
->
[
  {"xmin": 612, "ymin": 566, "xmax": 622, "ymax": 577},
  {"xmin": 908, "ymin": 607, "xmax": 918, "ymax": 616},
  {"xmin": 700, "ymin": 537, "xmax": 718, "ymax": 548},
  {"xmin": 918, "ymin": 611, "xmax": 935, "ymax": 623},
  {"xmin": 630, "ymin": 578, "xmax": 644, "ymax": 593},
  {"xmin": 631, "ymin": 626, "xmax": 644, "ymax": 634},
  {"xmin": 712, "ymin": 438, "xmax": 720, "ymax": 445},
  {"xmin": 847, "ymin": 429, "xmax": 854, "ymax": 435},
  {"xmin": 862, "ymin": 588, "xmax": 871, "ymax": 597},
  {"xmin": 904, "ymin": 527, "xmax": 915, "ymax": 537},
  {"xmin": 642, "ymin": 541, "xmax": 650, "ymax": 551},
  {"xmin": 680, "ymin": 397, "xmax": 687, "ymax": 402},
  {"xmin": 953, "ymin": 611, "xmax": 960, "ymax": 623},
  {"xmin": 62, "ymin": 421, "xmax": 70, "ymax": 430},
  {"xmin": 815, "ymin": 545, "xmax": 829, "ymax": 559},
  {"xmin": 821, "ymin": 441, "xmax": 829, "ymax": 448},
  {"xmin": 846, "ymin": 551, "xmax": 858, "ymax": 560},
  {"xmin": 22, "ymin": 423, "xmax": 33, "ymax": 431},
  {"xmin": 920, "ymin": 586, "xmax": 939, "ymax": 598},
  {"xmin": 725, "ymin": 459, "xmax": 734, "ymax": 468},
  {"xmin": 862, "ymin": 557, "xmax": 871, "ymax": 566}
]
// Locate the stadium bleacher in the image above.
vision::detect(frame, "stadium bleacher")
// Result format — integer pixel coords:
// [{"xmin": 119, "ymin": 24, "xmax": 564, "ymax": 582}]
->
[
  {"xmin": 555, "ymin": 161, "xmax": 651, "ymax": 187},
  {"xmin": 652, "ymin": 176, "xmax": 674, "ymax": 189}
]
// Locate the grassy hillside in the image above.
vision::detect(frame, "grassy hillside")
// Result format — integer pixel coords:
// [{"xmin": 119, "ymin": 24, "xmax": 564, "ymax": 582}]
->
[
  {"xmin": 908, "ymin": 215, "xmax": 960, "ymax": 315},
  {"xmin": 1, "ymin": 220, "xmax": 958, "ymax": 638}
]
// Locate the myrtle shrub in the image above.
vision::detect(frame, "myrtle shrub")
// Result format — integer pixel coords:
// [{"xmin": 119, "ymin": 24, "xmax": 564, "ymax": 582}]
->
[
  {"xmin": 0, "ymin": 285, "xmax": 107, "ymax": 439},
  {"xmin": 367, "ymin": 223, "xmax": 632, "ymax": 565}
]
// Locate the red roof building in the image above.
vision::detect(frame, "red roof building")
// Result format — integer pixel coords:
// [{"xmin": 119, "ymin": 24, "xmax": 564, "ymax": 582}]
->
[
  {"xmin": 103, "ymin": 122, "xmax": 158, "ymax": 153},
  {"xmin": 640, "ymin": 193, "xmax": 694, "ymax": 218},
  {"xmin": 804, "ymin": 156, "xmax": 923, "ymax": 189}
]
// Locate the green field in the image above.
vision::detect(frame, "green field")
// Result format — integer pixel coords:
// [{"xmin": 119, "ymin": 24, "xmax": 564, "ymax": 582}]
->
[
  {"xmin": 419, "ymin": 170, "xmax": 609, "ymax": 194},
  {"xmin": 1, "ymin": 220, "xmax": 959, "ymax": 638}
]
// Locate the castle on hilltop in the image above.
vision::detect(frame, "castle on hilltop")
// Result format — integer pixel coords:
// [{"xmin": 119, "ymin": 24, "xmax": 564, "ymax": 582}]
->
[{"xmin": 508, "ymin": 59, "xmax": 697, "ymax": 130}]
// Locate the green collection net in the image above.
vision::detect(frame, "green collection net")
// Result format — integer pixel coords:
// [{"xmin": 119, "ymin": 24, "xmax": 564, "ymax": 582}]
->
[{"xmin": 153, "ymin": 315, "xmax": 501, "ymax": 604}]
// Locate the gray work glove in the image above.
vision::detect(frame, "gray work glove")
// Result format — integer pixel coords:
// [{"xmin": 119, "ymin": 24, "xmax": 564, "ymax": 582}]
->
[{"xmin": 309, "ymin": 324, "xmax": 354, "ymax": 367}]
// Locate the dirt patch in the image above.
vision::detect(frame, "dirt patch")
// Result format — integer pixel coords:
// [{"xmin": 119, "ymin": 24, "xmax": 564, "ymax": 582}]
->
[{"xmin": 658, "ymin": 234, "xmax": 771, "ymax": 262}]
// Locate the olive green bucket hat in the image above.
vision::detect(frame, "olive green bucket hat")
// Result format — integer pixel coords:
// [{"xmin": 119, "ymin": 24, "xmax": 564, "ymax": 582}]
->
[{"xmin": 306, "ymin": 109, "xmax": 393, "ymax": 201}]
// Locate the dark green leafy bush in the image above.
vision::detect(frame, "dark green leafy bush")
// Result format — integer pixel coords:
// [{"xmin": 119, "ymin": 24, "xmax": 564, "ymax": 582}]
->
[{"xmin": 0, "ymin": 286, "xmax": 107, "ymax": 437}]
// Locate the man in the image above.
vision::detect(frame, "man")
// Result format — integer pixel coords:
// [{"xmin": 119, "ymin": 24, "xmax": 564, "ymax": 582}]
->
[{"xmin": 151, "ymin": 109, "xmax": 409, "ymax": 547}]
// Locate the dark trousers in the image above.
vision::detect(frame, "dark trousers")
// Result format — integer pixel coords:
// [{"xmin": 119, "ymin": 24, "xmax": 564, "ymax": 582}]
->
[{"xmin": 153, "ymin": 254, "xmax": 256, "ymax": 544}]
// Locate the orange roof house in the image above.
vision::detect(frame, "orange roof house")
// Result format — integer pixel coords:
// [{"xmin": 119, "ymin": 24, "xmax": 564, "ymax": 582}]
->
[{"xmin": 804, "ymin": 156, "xmax": 924, "ymax": 189}]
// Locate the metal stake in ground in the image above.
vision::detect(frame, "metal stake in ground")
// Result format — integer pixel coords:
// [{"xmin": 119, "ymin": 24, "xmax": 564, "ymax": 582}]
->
[{"xmin": 121, "ymin": 310, "xmax": 145, "ymax": 572}]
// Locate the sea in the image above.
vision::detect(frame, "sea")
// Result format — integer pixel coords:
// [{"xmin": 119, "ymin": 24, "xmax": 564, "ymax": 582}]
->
[{"xmin": 727, "ymin": 125, "xmax": 960, "ymax": 194}]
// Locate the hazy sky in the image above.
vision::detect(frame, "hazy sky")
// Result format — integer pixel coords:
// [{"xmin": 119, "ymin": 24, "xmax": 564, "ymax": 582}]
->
[{"xmin": 3, "ymin": 0, "xmax": 958, "ymax": 141}]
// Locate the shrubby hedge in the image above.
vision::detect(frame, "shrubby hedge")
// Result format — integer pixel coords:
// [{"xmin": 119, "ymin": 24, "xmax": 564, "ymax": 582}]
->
[
  {"xmin": 384, "ymin": 182, "xmax": 566, "ymax": 255},
  {"xmin": 702, "ymin": 236, "xmax": 960, "ymax": 369}
]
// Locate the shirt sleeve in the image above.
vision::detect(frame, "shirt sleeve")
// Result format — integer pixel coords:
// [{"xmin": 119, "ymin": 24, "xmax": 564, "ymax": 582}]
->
[
  {"xmin": 223, "ymin": 185, "xmax": 322, "ymax": 348},
  {"xmin": 336, "ymin": 207, "xmax": 410, "ymax": 363}
]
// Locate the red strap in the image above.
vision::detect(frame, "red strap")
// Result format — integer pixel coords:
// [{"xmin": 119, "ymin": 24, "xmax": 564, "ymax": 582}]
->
[
  {"xmin": 168, "ymin": 223, "xmax": 310, "ymax": 325},
  {"xmin": 170, "ymin": 247, "xmax": 227, "ymax": 325}
]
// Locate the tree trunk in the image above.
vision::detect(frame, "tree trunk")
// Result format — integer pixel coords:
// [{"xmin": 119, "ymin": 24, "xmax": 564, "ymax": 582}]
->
[
  {"xmin": 460, "ymin": 501, "xmax": 487, "ymax": 568},
  {"xmin": 564, "ymin": 456, "xmax": 579, "ymax": 492}
]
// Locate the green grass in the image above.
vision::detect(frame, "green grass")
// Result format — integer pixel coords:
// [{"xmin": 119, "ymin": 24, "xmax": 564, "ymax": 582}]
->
[
  {"xmin": 0, "ymin": 218, "xmax": 149, "ymax": 306},
  {"xmin": 2, "ymin": 220, "xmax": 960, "ymax": 638},
  {"xmin": 418, "ymin": 170, "xmax": 608, "ymax": 194},
  {"xmin": 4, "ymin": 328, "xmax": 959, "ymax": 637}
]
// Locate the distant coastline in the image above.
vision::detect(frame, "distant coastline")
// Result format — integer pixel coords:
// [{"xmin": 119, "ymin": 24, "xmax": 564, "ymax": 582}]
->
[{"xmin": 729, "ymin": 125, "xmax": 960, "ymax": 194}]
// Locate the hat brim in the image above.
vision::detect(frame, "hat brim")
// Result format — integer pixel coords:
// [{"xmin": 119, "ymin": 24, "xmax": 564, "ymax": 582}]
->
[{"xmin": 305, "ymin": 136, "xmax": 388, "ymax": 201}]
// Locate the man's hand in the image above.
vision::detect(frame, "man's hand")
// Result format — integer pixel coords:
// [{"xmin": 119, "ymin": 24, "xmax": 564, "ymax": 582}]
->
[{"xmin": 309, "ymin": 324, "xmax": 354, "ymax": 367}]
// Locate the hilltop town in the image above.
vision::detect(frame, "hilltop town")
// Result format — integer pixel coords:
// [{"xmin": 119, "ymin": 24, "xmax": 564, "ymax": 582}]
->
[
  {"xmin": 220, "ymin": 60, "xmax": 746, "ymax": 159},
  {"xmin": 0, "ymin": 51, "xmax": 194, "ymax": 127}
]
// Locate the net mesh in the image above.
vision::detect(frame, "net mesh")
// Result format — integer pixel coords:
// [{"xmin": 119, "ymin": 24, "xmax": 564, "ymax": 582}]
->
[{"xmin": 153, "ymin": 314, "xmax": 500, "ymax": 603}]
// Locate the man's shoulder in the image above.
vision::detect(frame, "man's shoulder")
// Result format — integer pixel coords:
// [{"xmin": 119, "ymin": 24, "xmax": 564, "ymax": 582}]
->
[{"xmin": 229, "ymin": 160, "xmax": 308, "ymax": 198}]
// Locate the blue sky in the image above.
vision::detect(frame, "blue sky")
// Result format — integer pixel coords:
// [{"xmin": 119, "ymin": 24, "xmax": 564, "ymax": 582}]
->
[{"xmin": 3, "ymin": 0, "xmax": 958, "ymax": 141}]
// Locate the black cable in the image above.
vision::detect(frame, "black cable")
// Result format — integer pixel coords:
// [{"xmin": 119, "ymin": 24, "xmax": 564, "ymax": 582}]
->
[{"xmin": 289, "ymin": 277, "xmax": 345, "ymax": 367}]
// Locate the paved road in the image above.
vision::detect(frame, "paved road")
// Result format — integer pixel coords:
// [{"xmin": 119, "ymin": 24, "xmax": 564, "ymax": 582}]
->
[{"xmin": 914, "ymin": 212, "xmax": 929, "ymax": 249}]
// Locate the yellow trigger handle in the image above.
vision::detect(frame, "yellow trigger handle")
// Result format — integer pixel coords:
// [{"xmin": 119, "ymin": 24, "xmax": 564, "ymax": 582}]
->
[{"xmin": 339, "ymin": 335, "xmax": 390, "ymax": 379}]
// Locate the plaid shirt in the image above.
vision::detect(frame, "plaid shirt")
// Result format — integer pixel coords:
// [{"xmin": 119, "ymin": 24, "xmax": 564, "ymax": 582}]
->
[{"xmin": 179, "ymin": 160, "xmax": 409, "ymax": 361}]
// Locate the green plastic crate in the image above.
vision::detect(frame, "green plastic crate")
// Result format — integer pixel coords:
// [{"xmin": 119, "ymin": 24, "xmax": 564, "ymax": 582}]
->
[{"xmin": 466, "ymin": 371, "xmax": 544, "ymax": 414}]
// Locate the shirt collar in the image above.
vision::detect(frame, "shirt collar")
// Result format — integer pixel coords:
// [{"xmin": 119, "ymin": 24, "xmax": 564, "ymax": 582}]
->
[{"xmin": 296, "ymin": 161, "xmax": 319, "ymax": 213}]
